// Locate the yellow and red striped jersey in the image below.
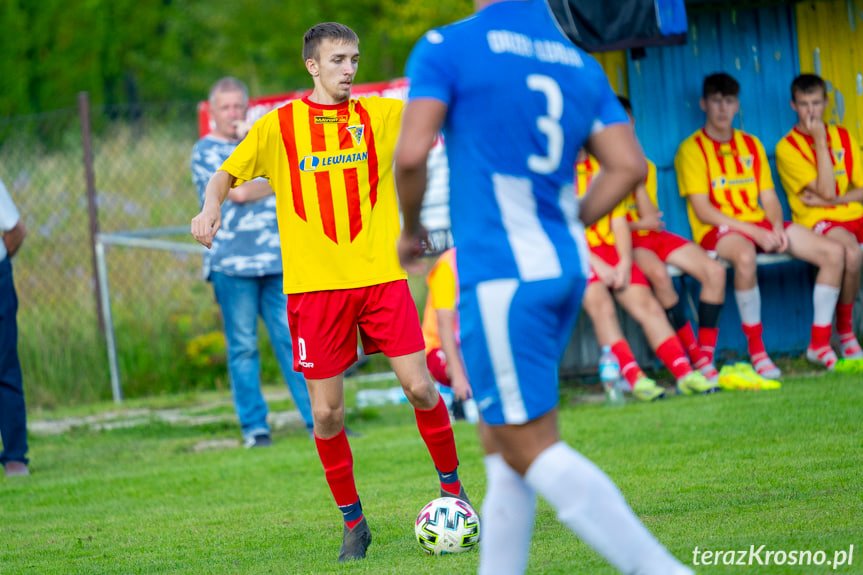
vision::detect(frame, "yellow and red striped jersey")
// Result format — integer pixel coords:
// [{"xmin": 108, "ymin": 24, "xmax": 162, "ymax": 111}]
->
[
  {"xmin": 575, "ymin": 155, "xmax": 628, "ymax": 248},
  {"xmin": 675, "ymin": 128, "xmax": 773, "ymax": 244},
  {"xmin": 221, "ymin": 95, "xmax": 406, "ymax": 294},
  {"xmin": 776, "ymin": 125, "xmax": 863, "ymax": 228},
  {"xmin": 624, "ymin": 158, "xmax": 657, "ymax": 237},
  {"xmin": 422, "ymin": 248, "xmax": 458, "ymax": 355}
]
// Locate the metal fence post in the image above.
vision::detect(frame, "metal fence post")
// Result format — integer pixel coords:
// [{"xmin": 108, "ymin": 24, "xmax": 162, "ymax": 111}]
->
[
  {"xmin": 95, "ymin": 237, "xmax": 122, "ymax": 402},
  {"xmin": 78, "ymin": 91, "xmax": 106, "ymax": 335}
]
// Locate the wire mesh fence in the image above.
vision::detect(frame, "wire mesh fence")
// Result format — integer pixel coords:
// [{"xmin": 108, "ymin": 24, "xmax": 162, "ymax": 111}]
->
[{"xmin": 2, "ymin": 99, "xmax": 235, "ymax": 409}]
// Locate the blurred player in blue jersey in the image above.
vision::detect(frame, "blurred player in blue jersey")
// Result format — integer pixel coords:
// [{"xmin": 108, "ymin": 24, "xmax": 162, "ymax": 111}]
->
[{"xmin": 395, "ymin": 1, "xmax": 694, "ymax": 574}]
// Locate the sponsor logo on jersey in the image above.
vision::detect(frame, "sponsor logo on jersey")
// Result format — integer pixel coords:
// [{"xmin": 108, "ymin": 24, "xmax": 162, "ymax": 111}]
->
[
  {"xmin": 300, "ymin": 155, "xmax": 320, "ymax": 172},
  {"xmin": 346, "ymin": 125, "xmax": 364, "ymax": 146},
  {"xmin": 314, "ymin": 114, "xmax": 349, "ymax": 124},
  {"xmin": 711, "ymin": 175, "xmax": 756, "ymax": 189},
  {"xmin": 299, "ymin": 151, "xmax": 368, "ymax": 172}
]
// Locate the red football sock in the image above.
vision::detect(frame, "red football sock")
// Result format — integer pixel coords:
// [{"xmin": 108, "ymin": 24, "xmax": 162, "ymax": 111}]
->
[
  {"xmin": 415, "ymin": 396, "xmax": 460, "ymax": 494},
  {"xmin": 741, "ymin": 322, "xmax": 767, "ymax": 359},
  {"xmin": 836, "ymin": 303, "xmax": 855, "ymax": 336},
  {"xmin": 655, "ymin": 336, "xmax": 693, "ymax": 380},
  {"xmin": 809, "ymin": 324, "xmax": 833, "ymax": 350},
  {"xmin": 315, "ymin": 429, "xmax": 363, "ymax": 528},
  {"xmin": 676, "ymin": 321, "xmax": 708, "ymax": 366},
  {"xmin": 698, "ymin": 327, "xmax": 719, "ymax": 363},
  {"xmin": 611, "ymin": 339, "xmax": 643, "ymax": 387}
]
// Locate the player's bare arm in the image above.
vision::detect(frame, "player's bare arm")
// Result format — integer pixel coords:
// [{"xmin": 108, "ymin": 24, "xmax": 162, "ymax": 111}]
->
[
  {"xmin": 610, "ymin": 215, "xmax": 633, "ymax": 290},
  {"xmin": 689, "ymin": 193, "xmax": 758, "ymax": 235},
  {"xmin": 759, "ymin": 188, "xmax": 789, "ymax": 252},
  {"xmin": 631, "ymin": 183, "xmax": 664, "ymax": 231},
  {"xmin": 804, "ymin": 116, "xmax": 836, "ymax": 201},
  {"xmin": 589, "ymin": 252, "xmax": 618, "ymax": 288},
  {"xmin": 191, "ymin": 169, "xmax": 235, "ymax": 248},
  {"xmin": 395, "ymin": 98, "xmax": 447, "ymax": 273},
  {"xmin": 436, "ymin": 308, "xmax": 472, "ymax": 401},
  {"xmin": 2, "ymin": 219, "xmax": 26, "ymax": 258},
  {"xmin": 227, "ymin": 180, "xmax": 274, "ymax": 204},
  {"xmin": 581, "ymin": 124, "xmax": 646, "ymax": 227}
]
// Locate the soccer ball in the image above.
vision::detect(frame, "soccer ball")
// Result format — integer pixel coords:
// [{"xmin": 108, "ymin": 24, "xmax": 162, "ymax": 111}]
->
[{"xmin": 415, "ymin": 496, "xmax": 480, "ymax": 555}]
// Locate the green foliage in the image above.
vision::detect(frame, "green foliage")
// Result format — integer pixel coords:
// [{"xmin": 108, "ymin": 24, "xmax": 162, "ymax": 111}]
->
[
  {"xmin": 2, "ymin": 373, "xmax": 862, "ymax": 573},
  {"xmin": 0, "ymin": 0, "xmax": 475, "ymax": 116}
]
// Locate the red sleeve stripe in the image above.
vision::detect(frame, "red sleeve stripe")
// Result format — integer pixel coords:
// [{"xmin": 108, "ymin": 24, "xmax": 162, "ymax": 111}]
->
[{"xmin": 278, "ymin": 103, "xmax": 306, "ymax": 222}]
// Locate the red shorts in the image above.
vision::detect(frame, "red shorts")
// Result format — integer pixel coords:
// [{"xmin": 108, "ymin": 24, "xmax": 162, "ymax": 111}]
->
[
  {"xmin": 813, "ymin": 217, "xmax": 863, "ymax": 243},
  {"xmin": 631, "ymin": 230, "xmax": 690, "ymax": 262},
  {"xmin": 699, "ymin": 219, "xmax": 792, "ymax": 252},
  {"xmin": 287, "ymin": 279, "xmax": 424, "ymax": 379},
  {"xmin": 587, "ymin": 243, "xmax": 650, "ymax": 286},
  {"xmin": 426, "ymin": 348, "xmax": 451, "ymax": 387}
]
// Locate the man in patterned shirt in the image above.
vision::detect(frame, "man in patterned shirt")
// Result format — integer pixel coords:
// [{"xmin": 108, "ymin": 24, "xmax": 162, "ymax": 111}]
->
[
  {"xmin": 191, "ymin": 24, "xmax": 468, "ymax": 563},
  {"xmin": 676, "ymin": 73, "xmax": 845, "ymax": 376},
  {"xmin": 775, "ymin": 73, "xmax": 863, "ymax": 362},
  {"xmin": 191, "ymin": 77, "xmax": 314, "ymax": 447}
]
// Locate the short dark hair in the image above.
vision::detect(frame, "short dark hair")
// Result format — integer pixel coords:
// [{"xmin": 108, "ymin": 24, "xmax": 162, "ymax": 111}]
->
[
  {"xmin": 791, "ymin": 73, "xmax": 827, "ymax": 101},
  {"xmin": 617, "ymin": 95, "xmax": 633, "ymax": 115},
  {"xmin": 303, "ymin": 22, "xmax": 359, "ymax": 61},
  {"xmin": 703, "ymin": 73, "xmax": 740, "ymax": 99}
]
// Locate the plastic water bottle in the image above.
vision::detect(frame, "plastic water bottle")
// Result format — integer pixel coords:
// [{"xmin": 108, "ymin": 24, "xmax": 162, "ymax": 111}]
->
[{"xmin": 599, "ymin": 345, "xmax": 626, "ymax": 407}]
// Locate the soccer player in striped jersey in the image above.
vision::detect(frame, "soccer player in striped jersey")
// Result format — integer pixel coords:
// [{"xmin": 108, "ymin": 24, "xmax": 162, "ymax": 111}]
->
[
  {"xmin": 576, "ymin": 151, "xmax": 719, "ymax": 399},
  {"xmin": 676, "ymin": 73, "xmax": 846, "ymax": 376},
  {"xmin": 775, "ymin": 73, "xmax": 863, "ymax": 361},
  {"xmin": 617, "ymin": 96, "xmax": 726, "ymax": 383},
  {"xmin": 395, "ymin": 2, "xmax": 695, "ymax": 574},
  {"xmin": 191, "ymin": 22, "xmax": 468, "ymax": 563}
]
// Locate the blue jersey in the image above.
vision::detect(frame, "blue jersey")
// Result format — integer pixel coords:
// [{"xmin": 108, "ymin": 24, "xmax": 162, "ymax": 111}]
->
[{"xmin": 406, "ymin": 0, "xmax": 628, "ymax": 287}]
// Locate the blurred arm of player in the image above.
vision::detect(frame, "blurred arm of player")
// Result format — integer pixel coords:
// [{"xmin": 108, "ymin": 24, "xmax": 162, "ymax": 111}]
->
[
  {"xmin": 589, "ymin": 251, "xmax": 618, "ymax": 288},
  {"xmin": 688, "ymin": 192, "xmax": 783, "ymax": 253},
  {"xmin": 580, "ymin": 123, "xmax": 647, "ymax": 228},
  {"xmin": 610, "ymin": 215, "xmax": 633, "ymax": 290},
  {"xmin": 629, "ymin": 183, "xmax": 664, "ymax": 232},
  {"xmin": 2, "ymin": 219, "xmax": 26, "ymax": 258},
  {"xmin": 759, "ymin": 187, "xmax": 789, "ymax": 253},
  {"xmin": 803, "ymin": 185, "xmax": 863, "ymax": 207},
  {"xmin": 395, "ymin": 99, "xmax": 445, "ymax": 274},
  {"xmin": 191, "ymin": 169, "xmax": 236, "ymax": 248},
  {"xmin": 436, "ymin": 308, "xmax": 472, "ymax": 401},
  {"xmin": 228, "ymin": 180, "xmax": 274, "ymax": 204},
  {"xmin": 804, "ymin": 116, "xmax": 836, "ymax": 201}
]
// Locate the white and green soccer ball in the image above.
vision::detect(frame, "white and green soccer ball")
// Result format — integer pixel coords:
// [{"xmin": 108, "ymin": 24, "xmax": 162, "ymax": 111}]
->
[{"xmin": 414, "ymin": 496, "xmax": 480, "ymax": 555}]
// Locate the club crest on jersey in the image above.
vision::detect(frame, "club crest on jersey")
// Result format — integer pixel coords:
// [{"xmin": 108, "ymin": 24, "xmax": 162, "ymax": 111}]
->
[
  {"xmin": 315, "ymin": 114, "xmax": 348, "ymax": 124},
  {"xmin": 833, "ymin": 149, "xmax": 845, "ymax": 163},
  {"xmin": 346, "ymin": 125, "xmax": 364, "ymax": 146},
  {"xmin": 740, "ymin": 155, "xmax": 754, "ymax": 170},
  {"xmin": 300, "ymin": 155, "xmax": 320, "ymax": 172}
]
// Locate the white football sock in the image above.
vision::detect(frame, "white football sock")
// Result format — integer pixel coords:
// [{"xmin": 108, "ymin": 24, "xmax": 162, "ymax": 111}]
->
[
  {"xmin": 478, "ymin": 454, "xmax": 536, "ymax": 575},
  {"xmin": 524, "ymin": 442, "xmax": 692, "ymax": 575},
  {"xmin": 734, "ymin": 287, "xmax": 761, "ymax": 326},
  {"xmin": 812, "ymin": 283, "xmax": 840, "ymax": 327}
]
